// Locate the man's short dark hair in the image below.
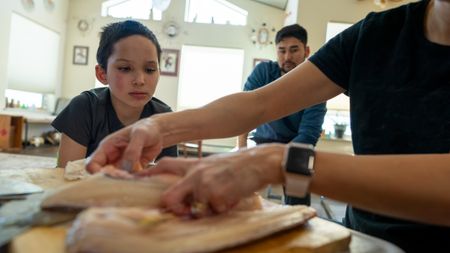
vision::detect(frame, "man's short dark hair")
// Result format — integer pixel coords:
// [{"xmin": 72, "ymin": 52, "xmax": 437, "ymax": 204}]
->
[
  {"xmin": 96, "ymin": 20, "xmax": 161, "ymax": 70},
  {"xmin": 275, "ymin": 24, "xmax": 308, "ymax": 45}
]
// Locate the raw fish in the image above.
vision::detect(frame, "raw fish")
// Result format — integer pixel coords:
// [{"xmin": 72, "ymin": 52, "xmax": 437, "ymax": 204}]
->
[
  {"xmin": 41, "ymin": 172, "xmax": 263, "ymax": 212},
  {"xmin": 41, "ymin": 173, "xmax": 179, "ymax": 210},
  {"xmin": 66, "ymin": 205, "xmax": 316, "ymax": 253}
]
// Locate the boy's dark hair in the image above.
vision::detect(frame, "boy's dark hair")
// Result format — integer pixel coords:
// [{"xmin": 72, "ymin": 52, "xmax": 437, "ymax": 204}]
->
[
  {"xmin": 275, "ymin": 24, "xmax": 308, "ymax": 45},
  {"xmin": 96, "ymin": 20, "xmax": 161, "ymax": 70}
]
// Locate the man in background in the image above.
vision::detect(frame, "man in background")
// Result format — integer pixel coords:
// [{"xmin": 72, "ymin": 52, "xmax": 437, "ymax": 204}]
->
[{"xmin": 238, "ymin": 24, "xmax": 326, "ymax": 205}]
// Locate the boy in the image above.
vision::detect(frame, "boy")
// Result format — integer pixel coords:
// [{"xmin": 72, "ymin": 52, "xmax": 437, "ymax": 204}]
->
[{"xmin": 52, "ymin": 20, "xmax": 177, "ymax": 168}]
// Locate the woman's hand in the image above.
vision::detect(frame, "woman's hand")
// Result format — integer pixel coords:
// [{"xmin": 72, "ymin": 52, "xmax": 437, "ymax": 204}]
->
[
  {"xmin": 86, "ymin": 118, "xmax": 164, "ymax": 173},
  {"xmin": 145, "ymin": 144, "xmax": 286, "ymax": 216}
]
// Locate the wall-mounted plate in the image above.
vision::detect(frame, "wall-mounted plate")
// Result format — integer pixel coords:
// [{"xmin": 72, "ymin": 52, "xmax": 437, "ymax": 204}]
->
[
  {"xmin": 77, "ymin": 20, "xmax": 89, "ymax": 32},
  {"xmin": 163, "ymin": 21, "xmax": 179, "ymax": 38}
]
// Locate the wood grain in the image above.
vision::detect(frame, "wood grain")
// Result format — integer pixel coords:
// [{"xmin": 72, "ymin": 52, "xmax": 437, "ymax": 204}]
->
[{"xmin": 10, "ymin": 217, "xmax": 350, "ymax": 253}]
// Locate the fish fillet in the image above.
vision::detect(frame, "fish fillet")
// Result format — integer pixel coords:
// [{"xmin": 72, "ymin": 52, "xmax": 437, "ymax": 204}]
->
[
  {"xmin": 41, "ymin": 173, "xmax": 180, "ymax": 210},
  {"xmin": 41, "ymin": 172, "xmax": 263, "ymax": 212},
  {"xmin": 66, "ymin": 205, "xmax": 316, "ymax": 253}
]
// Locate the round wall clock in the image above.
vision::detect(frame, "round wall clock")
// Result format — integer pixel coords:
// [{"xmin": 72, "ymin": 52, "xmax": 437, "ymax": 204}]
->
[{"xmin": 77, "ymin": 20, "xmax": 90, "ymax": 32}]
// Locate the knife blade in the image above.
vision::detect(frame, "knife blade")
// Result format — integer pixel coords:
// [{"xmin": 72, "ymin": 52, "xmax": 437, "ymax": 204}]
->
[
  {"xmin": 0, "ymin": 179, "xmax": 43, "ymax": 199},
  {"xmin": 0, "ymin": 193, "xmax": 77, "ymax": 247}
]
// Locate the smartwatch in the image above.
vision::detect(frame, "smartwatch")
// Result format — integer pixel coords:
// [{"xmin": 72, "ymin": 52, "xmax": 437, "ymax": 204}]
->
[{"xmin": 282, "ymin": 143, "xmax": 315, "ymax": 197}]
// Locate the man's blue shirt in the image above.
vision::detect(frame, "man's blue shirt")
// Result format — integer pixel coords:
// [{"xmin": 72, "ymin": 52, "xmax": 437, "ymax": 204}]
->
[{"xmin": 244, "ymin": 61, "xmax": 326, "ymax": 145}]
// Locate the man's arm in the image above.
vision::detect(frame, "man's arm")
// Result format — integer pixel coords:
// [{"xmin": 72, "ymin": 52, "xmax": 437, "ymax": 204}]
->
[{"xmin": 292, "ymin": 103, "xmax": 327, "ymax": 145}]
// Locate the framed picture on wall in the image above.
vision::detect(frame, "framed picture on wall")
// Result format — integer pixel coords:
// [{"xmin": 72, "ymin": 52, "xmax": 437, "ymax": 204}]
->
[
  {"xmin": 253, "ymin": 58, "xmax": 270, "ymax": 68},
  {"xmin": 160, "ymin": 49, "xmax": 179, "ymax": 76},
  {"xmin": 73, "ymin": 45, "xmax": 89, "ymax": 65}
]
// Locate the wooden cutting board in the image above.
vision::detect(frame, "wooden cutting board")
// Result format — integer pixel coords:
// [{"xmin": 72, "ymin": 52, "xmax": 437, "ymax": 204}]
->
[
  {"xmin": 9, "ymin": 217, "xmax": 350, "ymax": 253},
  {"xmin": 4, "ymin": 168, "xmax": 351, "ymax": 253}
]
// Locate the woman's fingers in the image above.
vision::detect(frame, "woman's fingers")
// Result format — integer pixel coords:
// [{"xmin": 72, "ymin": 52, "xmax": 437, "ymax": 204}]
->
[
  {"xmin": 159, "ymin": 164, "xmax": 239, "ymax": 216},
  {"xmin": 86, "ymin": 135, "xmax": 129, "ymax": 173},
  {"xmin": 138, "ymin": 157, "xmax": 199, "ymax": 177},
  {"xmin": 120, "ymin": 127, "xmax": 150, "ymax": 171},
  {"xmin": 158, "ymin": 146, "xmax": 283, "ymax": 217},
  {"xmin": 161, "ymin": 178, "xmax": 196, "ymax": 215}
]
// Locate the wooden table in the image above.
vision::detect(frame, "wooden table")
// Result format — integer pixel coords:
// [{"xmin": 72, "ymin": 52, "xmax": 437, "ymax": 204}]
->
[
  {"xmin": 0, "ymin": 165, "xmax": 404, "ymax": 253},
  {"xmin": 0, "ymin": 153, "xmax": 56, "ymax": 171}
]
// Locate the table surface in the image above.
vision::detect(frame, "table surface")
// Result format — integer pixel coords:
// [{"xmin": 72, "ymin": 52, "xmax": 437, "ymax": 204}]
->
[{"xmin": 0, "ymin": 153, "xmax": 56, "ymax": 171}]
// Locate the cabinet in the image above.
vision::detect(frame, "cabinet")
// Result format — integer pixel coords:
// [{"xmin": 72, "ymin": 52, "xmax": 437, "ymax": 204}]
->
[{"xmin": 0, "ymin": 115, "xmax": 24, "ymax": 150}]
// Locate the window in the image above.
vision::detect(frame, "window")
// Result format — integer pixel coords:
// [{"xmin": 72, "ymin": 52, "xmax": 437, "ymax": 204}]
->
[
  {"xmin": 5, "ymin": 89, "xmax": 43, "ymax": 109},
  {"xmin": 94, "ymin": 79, "xmax": 103, "ymax": 88},
  {"xmin": 177, "ymin": 45, "xmax": 244, "ymax": 110},
  {"xmin": 326, "ymin": 22, "xmax": 352, "ymax": 43},
  {"xmin": 324, "ymin": 21, "xmax": 352, "ymax": 111},
  {"xmin": 323, "ymin": 22, "xmax": 353, "ymax": 138},
  {"xmin": 7, "ymin": 13, "xmax": 60, "ymax": 94},
  {"xmin": 185, "ymin": 0, "xmax": 247, "ymax": 25},
  {"xmin": 101, "ymin": 0, "xmax": 163, "ymax": 20}
]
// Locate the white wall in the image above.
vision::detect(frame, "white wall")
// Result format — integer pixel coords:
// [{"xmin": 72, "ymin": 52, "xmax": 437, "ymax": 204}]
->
[
  {"xmin": 0, "ymin": 0, "xmax": 69, "ymax": 110},
  {"xmin": 297, "ymin": 0, "xmax": 417, "ymax": 54}
]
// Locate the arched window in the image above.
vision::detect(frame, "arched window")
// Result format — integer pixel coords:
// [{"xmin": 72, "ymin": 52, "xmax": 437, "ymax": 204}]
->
[
  {"xmin": 185, "ymin": 0, "xmax": 247, "ymax": 26},
  {"xmin": 101, "ymin": 0, "xmax": 163, "ymax": 21}
]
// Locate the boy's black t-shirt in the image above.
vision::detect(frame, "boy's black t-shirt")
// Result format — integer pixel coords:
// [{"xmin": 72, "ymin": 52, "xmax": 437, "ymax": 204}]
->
[
  {"xmin": 52, "ymin": 87, "xmax": 177, "ymax": 159},
  {"xmin": 309, "ymin": 0, "xmax": 450, "ymax": 252}
]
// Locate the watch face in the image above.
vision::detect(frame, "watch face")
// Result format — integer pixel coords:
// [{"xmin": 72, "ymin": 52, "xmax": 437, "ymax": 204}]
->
[{"xmin": 285, "ymin": 144, "xmax": 314, "ymax": 175}]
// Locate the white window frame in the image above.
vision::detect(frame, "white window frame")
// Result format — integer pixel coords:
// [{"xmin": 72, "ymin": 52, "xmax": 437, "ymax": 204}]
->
[
  {"xmin": 324, "ymin": 21, "xmax": 352, "ymax": 111},
  {"xmin": 101, "ymin": 0, "xmax": 163, "ymax": 21},
  {"xmin": 177, "ymin": 45, "xmax": 244, "ymax": 110},
  {"xmin": 184, "ymin": 0, "xmax": 247, "ymax": 26}
]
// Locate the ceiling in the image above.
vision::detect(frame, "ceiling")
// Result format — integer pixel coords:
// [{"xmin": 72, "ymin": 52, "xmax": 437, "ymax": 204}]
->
[{"xmin": 251, "ymin": 0, "xmax": 289, "ymax": 10}]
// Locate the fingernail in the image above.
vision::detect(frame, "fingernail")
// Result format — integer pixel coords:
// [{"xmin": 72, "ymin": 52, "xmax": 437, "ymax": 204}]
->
[
  {"xmin": 85, "ymin": 156, "xmax": 91, "ymax": 165},
  {"xmin": 121, "ymin": 160, "xmax": 132, "ymax": 172},
  {"xmin": 147, "ymin": 161, "xmax": 156, "ymax": 168}
]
